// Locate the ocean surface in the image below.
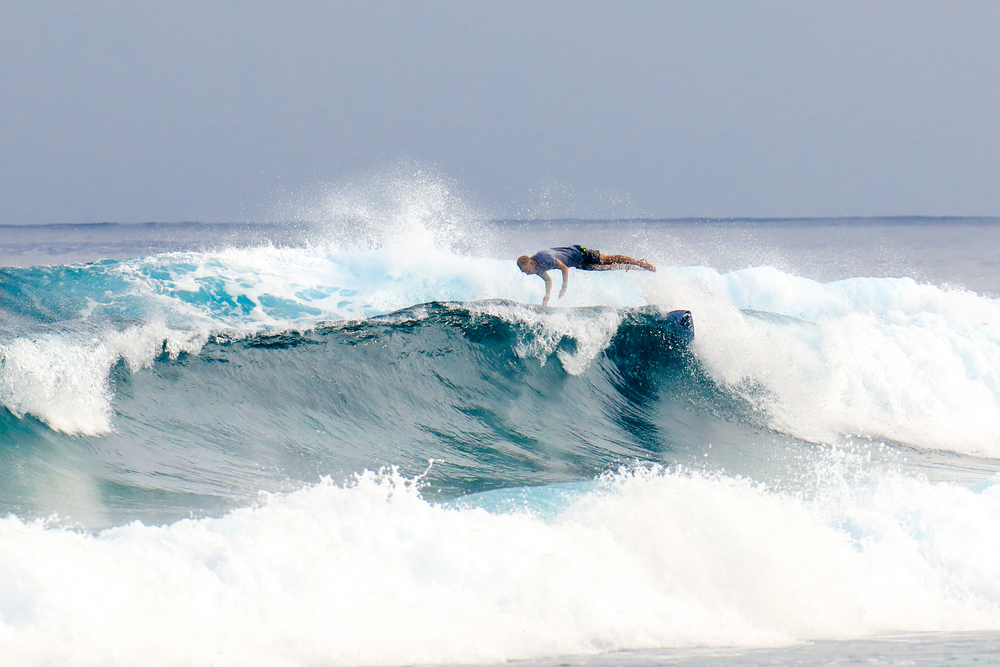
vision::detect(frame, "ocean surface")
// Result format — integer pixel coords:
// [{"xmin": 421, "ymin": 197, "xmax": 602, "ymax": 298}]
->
[{"xmin": 2, "ymin": 201, "xmax": 1000, "ymax": 665}]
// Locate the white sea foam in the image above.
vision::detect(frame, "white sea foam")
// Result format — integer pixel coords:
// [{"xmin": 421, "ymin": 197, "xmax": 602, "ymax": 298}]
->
[
  {"xmin": 114, "ymin": 243, "xmax": 650, "ymax": 326},
  {"xmin": 467, "ymin": 300, "xmax": 625, "ymax": 375},
  {"xmin": 646, "ymin": 266, "xmax": 1000, "ymax": 457},
  {"xmin": 0, "ymin": 467, "xmax": 997, "ymax": 666},
  {"xmin": 284, "ymin": 164, "xmax": 496, "ymax": 256},
  {"xmin": 0, "ymin": 323, "xmax": 206, "ymax": 435}
]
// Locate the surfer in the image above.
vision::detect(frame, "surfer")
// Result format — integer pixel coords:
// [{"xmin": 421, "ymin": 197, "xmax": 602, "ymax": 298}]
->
[{"xmin": 517, "ymin": 245, "xmax": 656, "ymax": 305}]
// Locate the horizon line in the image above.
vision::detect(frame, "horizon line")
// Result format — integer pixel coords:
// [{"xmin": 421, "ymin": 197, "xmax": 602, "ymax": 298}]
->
[{"xmin": 3, "ymin": 214, "xmax": 1000, "ymax": 228}]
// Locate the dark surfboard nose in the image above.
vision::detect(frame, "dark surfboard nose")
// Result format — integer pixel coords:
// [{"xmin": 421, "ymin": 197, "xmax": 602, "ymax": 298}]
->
[{"xmin": 665, "ymin": 309, "xmax": 694, "ymax": 345}]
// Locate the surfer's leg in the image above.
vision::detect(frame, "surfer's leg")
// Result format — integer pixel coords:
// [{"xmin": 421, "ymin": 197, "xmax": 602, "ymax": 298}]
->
[{"xmin": 598, "ymin": 254, "xmax": 656, "ymax": 272}]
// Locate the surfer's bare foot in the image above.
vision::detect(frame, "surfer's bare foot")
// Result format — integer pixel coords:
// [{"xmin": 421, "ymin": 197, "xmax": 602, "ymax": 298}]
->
[{"xmin": 638, "ymin": 259, "xmax": 656, "ymax": 271}]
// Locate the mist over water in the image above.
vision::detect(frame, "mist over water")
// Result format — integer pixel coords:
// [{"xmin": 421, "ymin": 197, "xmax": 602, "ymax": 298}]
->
[{"xmin": 2, "ymin": 172, "xmax": 1000, "ymax": 665}]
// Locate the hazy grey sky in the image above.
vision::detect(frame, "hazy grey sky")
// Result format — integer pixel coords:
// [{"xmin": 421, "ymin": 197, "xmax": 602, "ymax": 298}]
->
[{"xmin": 2, "ymin": 1, "xmax": 998, "ymax": 223}]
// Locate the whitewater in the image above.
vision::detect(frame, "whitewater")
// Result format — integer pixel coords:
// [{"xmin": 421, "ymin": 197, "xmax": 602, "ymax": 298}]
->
[{"xmin": 2, "ymin": 185, "xmax": 1000, "ymax": 665}]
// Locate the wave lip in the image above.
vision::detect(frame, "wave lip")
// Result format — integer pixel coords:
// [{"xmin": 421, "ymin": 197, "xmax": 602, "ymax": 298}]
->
[
  {"xmin": 0, "ymin": 323, "xmax": 207, "ymax": 435},
  {"xmin": 0, "ymin": 299, "xmax": 694, "ymax": 439}
]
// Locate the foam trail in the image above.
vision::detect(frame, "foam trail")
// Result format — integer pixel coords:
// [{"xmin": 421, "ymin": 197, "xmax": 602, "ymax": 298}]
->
[{"xmin": 0, "ymin": 467, "xmax": 998, "ymax": 666}]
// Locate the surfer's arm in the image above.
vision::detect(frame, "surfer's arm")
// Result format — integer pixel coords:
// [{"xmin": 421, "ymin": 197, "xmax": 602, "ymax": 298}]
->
[
  {"xmin": 556, "ymin": 260, "xmax": 569, "ymax": 299},
  {"xmin": 540, "ymin": 271, "xmax": 553, "ymax": 306}
]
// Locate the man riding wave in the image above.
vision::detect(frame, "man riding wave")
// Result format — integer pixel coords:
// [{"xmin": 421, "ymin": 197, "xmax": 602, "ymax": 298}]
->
[{"xmin": 517, "ymin": 245, "xmax": 655, "ymax": 305}]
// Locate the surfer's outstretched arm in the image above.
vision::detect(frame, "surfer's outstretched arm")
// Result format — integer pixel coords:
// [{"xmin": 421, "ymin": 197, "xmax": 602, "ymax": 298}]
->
[
  {"xmin": 541, "ymin": 271, "xmax": 553, "ymax": 306},
  {"xmin": 556, "ymin": 259, "xmax": 569, "ymax": 300}
]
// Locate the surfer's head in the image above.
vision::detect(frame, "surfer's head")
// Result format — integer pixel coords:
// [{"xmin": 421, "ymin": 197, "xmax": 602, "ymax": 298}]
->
[{"xmin": 516, "ymin": 255, "xmax": 535, "ymax": 274}]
